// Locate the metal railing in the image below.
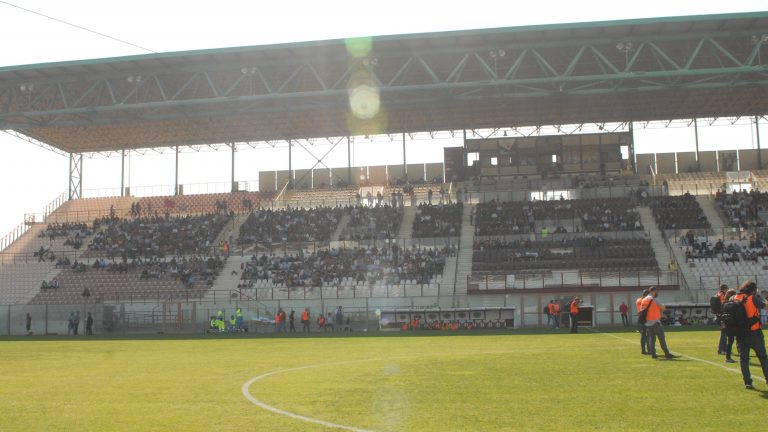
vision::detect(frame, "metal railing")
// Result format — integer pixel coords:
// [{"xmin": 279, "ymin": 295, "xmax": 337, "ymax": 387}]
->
[{"xmin": 468, "ymin": 270, "xmax": 678, "ymax": 291}]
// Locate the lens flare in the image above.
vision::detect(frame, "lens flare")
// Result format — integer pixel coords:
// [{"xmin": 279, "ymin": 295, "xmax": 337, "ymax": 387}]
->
[
  {"xmin": 349, "ymin": 84, "xmax": 380, "ymax": 120},
  {"xmin": 345, "ymin": 37, "xmax": 373, "ymax": 58}
]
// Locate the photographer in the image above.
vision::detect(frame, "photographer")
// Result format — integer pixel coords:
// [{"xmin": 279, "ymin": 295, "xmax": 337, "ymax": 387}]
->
[{"xmin": 732, "ymin": 281, "xmax": 768, "ymax": 390}]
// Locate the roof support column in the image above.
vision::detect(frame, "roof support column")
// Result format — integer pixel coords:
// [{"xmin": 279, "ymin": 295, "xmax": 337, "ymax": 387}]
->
[
  {"xmin": 628, "ymin": 122, "xmax": 636, "ymax": 174},
  {"xmin": 347, "ymin": 136, "xmax": 352, "ymax": 186},
  {"xmin": 68, "ymin": 153, "xmax": 82, "ymax": 200},
  {"xmin": 288, "ymin": 139, "xmax": 293, "ymax": 190},
  {"xmin": 693, "ymin": 117, "xmax": 701, "ymax": 172},
  {"xmin": 230, "ymin": 143, "xmax": 236, "ymax": 192},
  {"xmin": 757, "ymin": 115, "xmax": 763, "ymax": 170},
  {"xmin": 120, "ymin": 150, "xmax": 125, "ymax": 197},
  {"xmin": 174, "ymin": 145, "xmax": 180, "ymax": 196},
  {"xmin": 402, "ymin": 133, "xmax": 407, "ymax": 180}
]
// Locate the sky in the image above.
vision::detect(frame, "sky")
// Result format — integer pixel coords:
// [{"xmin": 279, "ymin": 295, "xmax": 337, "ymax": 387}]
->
[{"xmin": 0, "ymin": 0, "xmax": 766, "ymax": 238}]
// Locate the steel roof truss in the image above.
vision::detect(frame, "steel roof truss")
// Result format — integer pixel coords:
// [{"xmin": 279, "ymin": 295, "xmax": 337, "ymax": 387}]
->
[
  {"xmin": 708, "ymin": 38, "xmax": 743, "ymax": 67},
  {"xmin": 503, "ymin": 49, "xmax": 529, "ymax": 80},
  {"xmin": 473, "ymin": 53, "xmax": 497, "ymax": 81},
  {"xmin": 277, "ymin": 64, "xmax": 305, "ymax": 93},
  {"xmin": 387, "ymin": 57, "xmax": 413, "ymax": 86},
  {"xmin": 306, "ymin": 64, "xmax": 328, "ymax": 91},
  {"xmin": 415, "ymin": 55, "xmax": 441, "ymax": 84},
  {"xmin": 446, "ymin": 53, "xmax": 469, "ymax": 83},
  {"xmin": 203, "ymin": 72, "xmax": 220, "ymax": 98}
]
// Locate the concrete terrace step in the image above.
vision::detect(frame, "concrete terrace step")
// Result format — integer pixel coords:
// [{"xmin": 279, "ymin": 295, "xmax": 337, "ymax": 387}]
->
[
  {"xmin": 397, "ymin": 206, "xmax": 417, "ymax": 239},
  {"xmin": 695, "ymin": 195, "xmax": 726, "ymax": 229},
  {"xmin": 453, "ymin": 204, "xmax": 475, "ymax": 299}
]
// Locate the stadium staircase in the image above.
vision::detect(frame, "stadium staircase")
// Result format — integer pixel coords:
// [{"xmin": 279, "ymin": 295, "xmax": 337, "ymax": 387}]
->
[
  {"xmin": 694, "ymin": 195, "xmax": 726, "ymax": 229},
  {"xmin": 637, "ymin": 206, "xmax": 697, "ymax": 301},
  {"xmin": 205, "ymin": 255, "xmax": 248, "ymax": 298},
  {"xmin": 397, "ymin": 206, "xmax": 417, "ymax": 238},
  {"xmin": 451, "ymin": 204, "xmax": 475, "ymax": 305},
  {"xmin": 332, "ymin": 214, "xmax": 350, "ymax": 242},
  {"xmin": 636, "ymin": 207, "xmax": 671, "ymax": 272}
]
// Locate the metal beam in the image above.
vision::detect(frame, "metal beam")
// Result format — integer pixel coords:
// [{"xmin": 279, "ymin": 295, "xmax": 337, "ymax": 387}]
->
[
  {"xmin": 68, "ymin": 153, "xmax": 82, "ymax": 200},
  {"xmin": 758, "ymin": 115, "xmax": 763, "ymax": 170}
]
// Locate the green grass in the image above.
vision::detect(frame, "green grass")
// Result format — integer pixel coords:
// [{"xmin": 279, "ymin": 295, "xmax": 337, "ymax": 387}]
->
[{"xmin": 0, "ymin": 328, "xmax": 766, "ymax": 431}]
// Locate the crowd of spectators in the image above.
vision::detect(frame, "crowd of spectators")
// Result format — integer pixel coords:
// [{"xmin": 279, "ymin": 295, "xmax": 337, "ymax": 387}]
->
[
  {"xmin": 238, "ymin": 207, "xmax": 343, "ymax": 244},
  {"xmin": 412, "ymin": 203, "xmax": 463, "ymax": 238},
  {"xmin": 682, "ymin": 232, "xmax": 768, "ymax": 264},
  {"xmin": 238, "ymin": 245, "xmax": 451, "ymax": 287},
  {"xmin": 87, "ymin": 213, "xmax": 230, "ymax": 257},
  {"xmin": 648, "ymin": 193, "xmax": 710, "ymax": 230},
  {"xmin": 342, "ymin": 205, "xmax": 402, "ymax": 240},
  {"xmin": 474, "ymin": 198, "xmax": 642, "ymax": 236},
  {"xmin": 39, "ymin": 222, "xmax": 91, "ymax": 242},
  {"xmin": 714, "ymin": 189, "xmax": 768, "ymax": 230}
]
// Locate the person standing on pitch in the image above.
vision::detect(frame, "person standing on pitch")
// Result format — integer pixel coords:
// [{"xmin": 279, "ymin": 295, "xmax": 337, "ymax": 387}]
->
[
  {"xmin": 85, "ymin": 312, "xmax": 94, "ymax": 335},
  {"xmin": 25, "ymin": 313, "xmax": 32, "ymax": 335},
  {"xmin": 714, "ymin": 284, "xmax": 729, "ymax": 355},
  {"xmin": 619, "ymin": 302, "xmax": 629, "ymax": 326},
  {"xmin": 732, "ymin": 281, "xmax": 768, "ymax": 390},
  {"xmin": 301, "ymin": 308, "xmax": 310, "ymax": 333},
  {"xmin": 641, "ymin": 286, "xmax": 676, "ymax": 359},
  {"xmin": 721, "ymin": 289, "xmax": 737, "ymax": 363},
  {"xmin": 637, "ymin": 289, "xmax": 651, "ymax": 355},
  {"xmin": 569, "ymin": 297, "xmax": 581, "ymax": 333},
  {"xmin": 289, "ymin": 309, "xmax": 296, "ymax": 333}
]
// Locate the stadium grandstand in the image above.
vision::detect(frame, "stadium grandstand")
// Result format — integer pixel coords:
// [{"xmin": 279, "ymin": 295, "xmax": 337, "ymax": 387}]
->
[{"xmin": 1, "ymin": 11, "xmax": 768, "ymax": 335}]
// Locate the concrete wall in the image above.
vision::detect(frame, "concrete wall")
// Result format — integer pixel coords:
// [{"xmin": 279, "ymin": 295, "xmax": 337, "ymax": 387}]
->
[
  {"xmin": 258, "ymin": 171, "xmax": 276, "ymax": 192},
  {"xmin": 425, "ymin": 163, "xmax": 444, "ymax": 183},
  {"xmin": 293, "ymin": 169, "xmax": 311, "ymax": 189},
  {"xmin": 313, "ymin": 168, "xmax": 331, "ymax": 189},
  {"xmin": 699, "ymin": 151, "xmax": 717, "ymax": 172},
  {"xmin": 368, "ymin": 165, "xmax": 387, "ymax": 185},
  {"xmin": 676, "ymin": 152, "xmax": 697, "ymax": 173},
  {"xmin": 656, "ymin": 153, "xmax": 676, "ymax": 174},
  {"xmin": 407, "ymin": 164, "xmax": 425, "ymax": 182}
]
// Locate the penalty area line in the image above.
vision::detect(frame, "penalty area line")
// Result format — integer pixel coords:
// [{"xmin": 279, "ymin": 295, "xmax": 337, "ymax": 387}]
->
[{"xmin": 587, "ymin": 328, "xmax": 765, "ymax": 381}]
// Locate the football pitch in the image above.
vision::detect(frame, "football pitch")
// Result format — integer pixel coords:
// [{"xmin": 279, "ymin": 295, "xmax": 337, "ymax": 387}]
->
[{"xmin": 0, "ymin": 328, "xmax": 765, "ymax": 431}]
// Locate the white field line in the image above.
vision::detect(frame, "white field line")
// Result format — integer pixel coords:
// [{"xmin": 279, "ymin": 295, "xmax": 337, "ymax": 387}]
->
[
  {"xmin": 587, "ymin": 328, "xmax": 765, "ymax": 381},
  {"xmin": 242, "ymin": 361, "xmax": 374, "ymax": 432}
]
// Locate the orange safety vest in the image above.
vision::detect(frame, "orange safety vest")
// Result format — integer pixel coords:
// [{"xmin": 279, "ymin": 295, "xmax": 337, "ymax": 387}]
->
[
  {"xmin": 548, "ymin": 303, "xmax": 556, "ymax": 315},
  {"xmin": 641, "ymin": 296, "xmax": 661, "ymax": 322},
  {"xmin": 635, "ymin": 297, "xmax": 644, "ymax": 314},
  {"xmin": 570, "ymin": 301, "xmax": 579, "ymax": 315},
  {"xmin": 553, "ymin": 304, "xmax": 560, "ymax": 314},
  {"xmin": 734, "ymin": 293, "xmax": 761, "ymax": 331},
  {"xmin": 301, "ymin": 310, "xmax": 309, "ymax": 321},
  {"xmin": 717, "ymin": 291, "xmax": 727, "ymax": 305},
  {"xmin": 275, "ymin": 313, "xmax": 282, "ymax": 324}
]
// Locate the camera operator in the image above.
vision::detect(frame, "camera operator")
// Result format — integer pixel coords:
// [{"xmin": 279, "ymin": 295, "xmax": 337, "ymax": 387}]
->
[{"xmin": 732, "ymin": 281, "xmax": 768, "ymax": 390}]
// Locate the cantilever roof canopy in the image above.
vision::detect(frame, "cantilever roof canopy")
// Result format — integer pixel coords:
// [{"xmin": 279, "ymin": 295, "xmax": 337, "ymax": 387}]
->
[{"xmin": 0, "ymin": 12, "xmax": 767, "ymax": 154}]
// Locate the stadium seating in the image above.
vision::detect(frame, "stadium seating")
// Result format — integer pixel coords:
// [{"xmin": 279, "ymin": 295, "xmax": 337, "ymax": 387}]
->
[
  {"xmin": 341, "ymin": 205, "xmax": 403, "ymax": 240},
  {"xmin": 714, "ymin": 190, "xmax": 768, "ymax": 229},
  {"xmin": 648, "ymin": 194, "xmax": 710, "ymax": 230},
  {"xmin": 412, "ymin": 203, "xmax": 463, "ymax": 238}
]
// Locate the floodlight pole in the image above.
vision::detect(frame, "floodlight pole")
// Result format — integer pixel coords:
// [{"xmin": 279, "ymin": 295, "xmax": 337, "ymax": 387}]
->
[
  {"xmin": 693, "ymin": 116, "xmax": 701, "ymax": 172},
  {"xmin": 757, "ymin": 115, "xmax": 763, "ymax": 170}
]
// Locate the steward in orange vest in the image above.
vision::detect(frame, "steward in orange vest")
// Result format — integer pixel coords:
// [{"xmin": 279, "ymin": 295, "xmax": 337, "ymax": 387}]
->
[
  {"xmin": 301, "ymin": 308, "xmax": 310, "ymax": 333},
  {"xmin": 732, "ymin": 281, "xmax": 768, "ymax": 389},
  {"xmin": 640, "ymin": 286, "xmax": 676, "ymax": 359},
  {"xmin": 569, "ymin": 297, "xmax": 581, "ymax": 334},
  {"xmin": 637, "ymin": 288, "xmax": 650, "ymax": 355}
]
